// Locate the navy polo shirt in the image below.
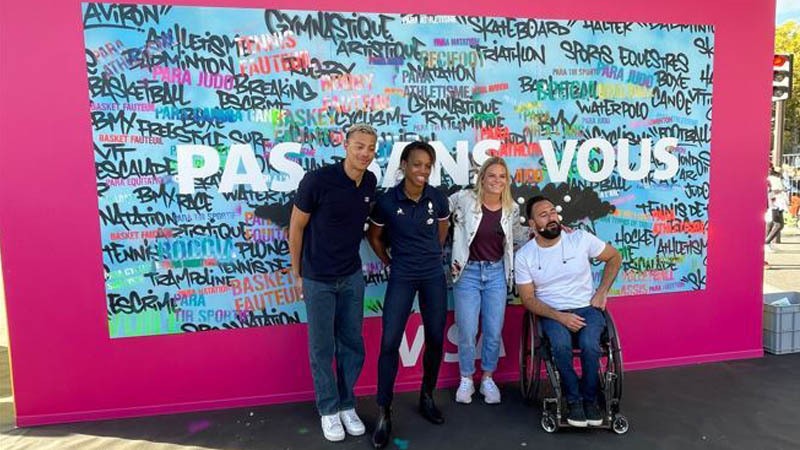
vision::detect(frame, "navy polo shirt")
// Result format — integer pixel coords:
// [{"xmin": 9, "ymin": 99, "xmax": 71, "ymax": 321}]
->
[
  {"xmin": 369, "ymin": 183, "xmax": 450, "ymax": 279},
  {"xmin": 294, "ymin": 161, "xmax": 377, "ymax": 281}
]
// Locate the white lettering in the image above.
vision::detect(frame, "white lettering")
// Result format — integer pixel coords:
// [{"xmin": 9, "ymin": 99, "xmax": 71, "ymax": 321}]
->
[
  {"xmin": 177, "ymin": 138, "xmax": 684, "ymax": 193},
  {"xmin": 176, "ymin": 145, "xmax": 220, "ymax": 194}
]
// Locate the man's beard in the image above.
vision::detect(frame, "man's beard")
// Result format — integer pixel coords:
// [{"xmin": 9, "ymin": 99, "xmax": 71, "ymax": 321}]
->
[{"xmin": 539, "ymin": 221, "xmax": 562, "ymax": 240}]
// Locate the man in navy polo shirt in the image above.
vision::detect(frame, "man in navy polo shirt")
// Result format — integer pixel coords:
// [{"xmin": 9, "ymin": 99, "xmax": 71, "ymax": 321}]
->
[{"xmin": 289, "ymin": 123, "xmax": 378, "ymax": 442}]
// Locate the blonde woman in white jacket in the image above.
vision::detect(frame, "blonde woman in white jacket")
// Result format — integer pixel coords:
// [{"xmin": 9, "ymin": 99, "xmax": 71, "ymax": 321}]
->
[{"xmin": 449, "ymin": 157, "xmax": 526, "ymax": 404}]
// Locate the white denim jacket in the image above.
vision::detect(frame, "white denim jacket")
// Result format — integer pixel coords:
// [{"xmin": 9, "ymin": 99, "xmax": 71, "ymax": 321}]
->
[{"xmin": 448, "ymin": 189, "xmax": 528, "ymax": 284}]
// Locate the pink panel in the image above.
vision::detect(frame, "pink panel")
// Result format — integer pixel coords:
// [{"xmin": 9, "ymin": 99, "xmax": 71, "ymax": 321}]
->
[{"xmin": 0, "ymin": 0, "xmax": 775, "ymax": 426}]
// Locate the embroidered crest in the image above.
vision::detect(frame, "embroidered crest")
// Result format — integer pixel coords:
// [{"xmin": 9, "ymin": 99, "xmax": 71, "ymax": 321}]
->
[{"xmin": 396, "ymin": 207, "xmax": 404, "ymax": 215}]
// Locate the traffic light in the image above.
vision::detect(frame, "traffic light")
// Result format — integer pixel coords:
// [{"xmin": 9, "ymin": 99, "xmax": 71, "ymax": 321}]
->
[{"xmin": 773, "ymin": 54, "xmax": 793, "ymax": 102}]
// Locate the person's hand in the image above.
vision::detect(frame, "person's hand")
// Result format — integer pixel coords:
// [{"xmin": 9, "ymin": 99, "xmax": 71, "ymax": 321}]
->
[
  {"xmin": 558, "ymin": 312, "xmax": 586, "ymax": 332},
  {"xmin": 590, "ymin": 290, "xmax": 608, "ymax": 310},
  {"xmin": 292, "ymin": 272, "xmax": 303, "ymax": 299},
  {"xmin": 450, "ymin": 261, "xmax": 462, "ymax": 278}
]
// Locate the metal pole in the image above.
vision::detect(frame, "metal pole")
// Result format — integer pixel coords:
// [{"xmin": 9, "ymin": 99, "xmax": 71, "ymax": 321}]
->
[{"xmin": 773, "ymin": 100, "xmax": 785, "ymax": 168}]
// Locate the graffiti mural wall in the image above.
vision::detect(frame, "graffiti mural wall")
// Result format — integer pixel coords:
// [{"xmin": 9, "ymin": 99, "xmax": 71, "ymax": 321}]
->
[{"xmin": 82, "ymin": 3, "xmax": 713, "ymax": 338}]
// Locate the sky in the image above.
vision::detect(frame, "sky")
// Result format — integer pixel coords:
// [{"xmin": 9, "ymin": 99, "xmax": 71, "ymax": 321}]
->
[{"xmin": 777, "ymin": 0, "xmax": 800, "ymax": 24}]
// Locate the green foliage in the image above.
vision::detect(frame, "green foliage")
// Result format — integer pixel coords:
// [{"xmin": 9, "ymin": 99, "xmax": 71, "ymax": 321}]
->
[{"xmin": 775, "ymin": 21, "xmax": 800, "ymax": 152}]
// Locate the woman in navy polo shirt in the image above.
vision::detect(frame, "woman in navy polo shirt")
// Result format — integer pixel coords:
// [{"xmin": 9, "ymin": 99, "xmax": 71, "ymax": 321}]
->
[{"xmin": 366, "ymin": 141, "xmax": 450, "ymax": 449}]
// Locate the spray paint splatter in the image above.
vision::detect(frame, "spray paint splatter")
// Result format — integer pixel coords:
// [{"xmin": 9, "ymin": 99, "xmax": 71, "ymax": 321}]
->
[
  {"xmin": 188, "ymin": 419, "xmax": 211, "ymax": 434},
  {"xmin": 393, "ymin": 437, "xmax": 410, "ymax": 450}
]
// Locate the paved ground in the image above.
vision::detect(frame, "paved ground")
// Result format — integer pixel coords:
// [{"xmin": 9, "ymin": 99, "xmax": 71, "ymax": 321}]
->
[
  {"xmin": 0, "ymin": 225, "xmax": 798, "ymax": 449},
  {"xmin": 0, "ymin": 353, "xmax": 798, "ymax": 450},
  {"xmin": 764, "ymin": 224, "xmax": 800, "ymax": 293}
]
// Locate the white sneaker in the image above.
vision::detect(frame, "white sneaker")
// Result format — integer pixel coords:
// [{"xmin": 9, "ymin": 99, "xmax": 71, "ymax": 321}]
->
[
  {"xmin": 320, "ymin": 413, "xmax": 345, "ymax": 442},
  {"xmin": 480, "ymin": 377, "xmax": 501, "ymax": 404},
  {"xmin": 338, "ymin": 408, "xmax": 365, "ymax": 436},
  {"xmin": 455, "ymin": 376, "xmax": 475, "ymax": 404}
]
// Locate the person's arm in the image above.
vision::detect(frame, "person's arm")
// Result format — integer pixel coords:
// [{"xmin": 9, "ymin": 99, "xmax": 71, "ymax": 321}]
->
[
  {"xmin": 367, "ymin": 222, "xmax": 391, "ymax": 266},
  {"xmin": 447, "ymin": 191, "xmax": 458, "ymax": 218},
  {"xmin": 367, "ymin": 197, "xmax": 390, "ymax": 265},
  {"xmin": 517, "ymin": 282, "xmax": 586, "ymax": 332},
  {"xmin": 589, "ymin": 244, "xmax": 622, "ymax": 310},
  {"xmin": 437, "ymin": 191, "xmax": 451, "ymax": 246},
  {"xmin": 438, "ymin": 220, "xmax": 449, "ymax": 246},
  {"xmin": 288, "ymin": 205, "xmax": 311, "ymax": 292}
]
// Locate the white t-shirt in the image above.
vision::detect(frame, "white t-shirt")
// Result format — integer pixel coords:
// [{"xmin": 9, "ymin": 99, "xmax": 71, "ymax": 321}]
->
[
  {"xmin": 514, "ymin": 230, "xmax": 607, "ymax": 310},
  {"xmin": 768, "ymin": 174, "xmax": 789, "ymax": 211}
]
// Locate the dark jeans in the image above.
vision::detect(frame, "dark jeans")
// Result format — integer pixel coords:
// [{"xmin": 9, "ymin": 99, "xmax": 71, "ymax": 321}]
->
[
  {"xmin": 376, "ymin": 272, "xmax": 447, "ymax": 406},
  {"xmin": 539, "ymin": 306, "xmax": 605, "ymax": 405},
  {"xmin": 766, "ymin": 209, "xmax": 785, "ymax": 244},
  {"xmin": 303, "ymin": 270, "xmax": 365, "ymax": 416}
]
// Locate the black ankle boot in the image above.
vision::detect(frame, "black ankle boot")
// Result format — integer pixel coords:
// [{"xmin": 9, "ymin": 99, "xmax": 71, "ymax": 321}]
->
[
  {"xmin": 371, "ymin": 405, "xmax": 392, "ymax": 449},
  {"xmin": 419, "ymin": 392, "xmax": 444, "ymax": 425}
]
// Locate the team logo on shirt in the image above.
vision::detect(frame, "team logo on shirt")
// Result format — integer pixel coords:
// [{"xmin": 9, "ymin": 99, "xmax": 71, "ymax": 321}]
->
[
  {"xmin": 427, "ymin": 201, "xmax": 434, "ymax": 215},
  {"xmin": 396, "ymin": 207, "xmax": 404, "ymax": 215},
  {"xmin": 426, "ymin": 218, "xmax": 434, "ymax": 225},
  {"xmin": 364, "ymin": 196, "xmax": 370, "ymax": 203}
]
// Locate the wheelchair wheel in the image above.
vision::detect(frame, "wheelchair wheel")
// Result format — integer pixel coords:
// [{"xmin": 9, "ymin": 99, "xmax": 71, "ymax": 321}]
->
[
  {"xmin": 611, "ymin": 414, "xmax": 629, "ymax": 434},
  {"xmin": 519, "ymin": 311, "xmax": 536, "ymax": 401},
  {"xmin": 541, "ymin": 412, "xmax": 559, "ymax": 433},
  {"xmin": 603, "ymin": 310, "xmax": 624, "ymax": 402}
]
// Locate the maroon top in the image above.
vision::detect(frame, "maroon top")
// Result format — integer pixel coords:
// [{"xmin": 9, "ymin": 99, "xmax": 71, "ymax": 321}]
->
[{"xmin": 468, "ymin": 205, "xmax": 504, "ymax": 262}]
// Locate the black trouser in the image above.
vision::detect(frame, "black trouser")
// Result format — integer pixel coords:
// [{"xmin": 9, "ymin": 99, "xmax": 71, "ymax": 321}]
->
[
  {"xmin": 766, "ymin": 209, "xmax": 784, "ymax": 244},
  {"xmin": 376, "ymin": 273, "xmax": 447, "ymax": 406}
]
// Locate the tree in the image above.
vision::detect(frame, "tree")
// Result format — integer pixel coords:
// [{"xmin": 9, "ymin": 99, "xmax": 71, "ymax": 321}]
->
[{"xmin": 774, "ymin": 21, "xmax": 800, "ymax": 154}]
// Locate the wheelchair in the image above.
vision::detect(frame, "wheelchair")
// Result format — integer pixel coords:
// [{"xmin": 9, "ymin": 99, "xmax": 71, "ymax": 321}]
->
[{"xmin": 519, "ymin": 308, "xmax": 629, "ymax": 434}]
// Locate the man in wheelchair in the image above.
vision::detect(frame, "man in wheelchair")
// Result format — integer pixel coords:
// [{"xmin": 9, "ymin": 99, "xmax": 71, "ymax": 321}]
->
[{"xmin": 515, "ymin": 196, "xmax": 622, "ymax": 428}]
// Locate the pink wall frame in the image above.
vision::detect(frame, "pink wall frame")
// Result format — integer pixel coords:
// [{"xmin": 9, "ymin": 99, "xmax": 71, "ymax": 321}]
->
[{"xmin": 0, "ymin": 0, "xmax": 776, "ymax": 426}]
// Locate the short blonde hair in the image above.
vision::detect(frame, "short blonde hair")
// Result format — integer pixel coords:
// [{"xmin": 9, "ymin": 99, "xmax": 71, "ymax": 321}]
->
[{"xmin": 345, "ymin": 123, "xmax": 377, "ymax": 140}]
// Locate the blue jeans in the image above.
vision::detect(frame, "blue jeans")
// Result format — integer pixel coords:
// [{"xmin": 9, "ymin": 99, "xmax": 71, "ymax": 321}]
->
[
  {"xmin": 453, "ymin": 260, "xmax": 507, "ymax": 376},
  {"xmin": 377, "ymin": 272, "xmax": 447, "ymax": 406},
  {"xmin": 539, "ymin": 306, "xmax": 605, "ymax": 405},
  {"xmin": 303, "ymin": 270, "xmax": 365, "ymax": 415}
]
